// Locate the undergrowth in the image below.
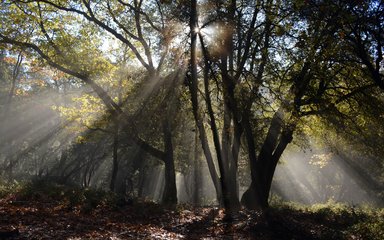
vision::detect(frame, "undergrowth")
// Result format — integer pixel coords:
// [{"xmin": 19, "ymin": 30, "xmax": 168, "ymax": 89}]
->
[
  {"xmin": 269, "ymin": 199, "xmax": 384, "ymax": 240},
  {"xmin": 1, "ymin": 180, "xmax": 383, "ymax": 239},
  {"xmin": 1, "ymin": 179, "xmax": 132, "ymax": 213}
]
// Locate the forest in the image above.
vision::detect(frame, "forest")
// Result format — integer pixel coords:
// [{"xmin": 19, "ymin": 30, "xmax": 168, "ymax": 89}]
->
[{"xmin": 0, "ymin": 0, "xmax": 383, "ymax": 239}]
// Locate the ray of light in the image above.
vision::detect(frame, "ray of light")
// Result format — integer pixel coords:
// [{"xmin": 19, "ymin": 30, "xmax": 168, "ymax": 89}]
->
[{"xmin": 273, "ymin": 143, "xmax": 380, "ymax": 206}]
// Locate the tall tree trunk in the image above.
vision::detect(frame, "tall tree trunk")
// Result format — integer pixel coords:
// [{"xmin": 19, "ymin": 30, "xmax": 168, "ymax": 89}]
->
[
  {"xmin": 161, "ymin": 118, "xmax": 177, "ymax": 205},
  {"xmin": 110, "ymin": 77, "xmax": 123, "ymax": 192},
  {"xmin": 200, "ymin": 36, "xmax": 234, "ymax": 210},
  {"xmin": 4, "ymin": 52, "xmax": 23, "ymax": 116},
  {"xmin": 189, "ymin": 0, "xmax": 223, "ymax": 205},
  {"xmin": 241, "ymin": 114, "xmax": 265, "ymax": 210},
  {"xmin": 138, "ymin": 164, "xmax": 146, "ymax": 198},
  {"xmin": 110, "ymin": 120, "xmax": 119, "ymax": 192},
  {"xmin": 195, "ymin": 0, "xmax": 241, "ymax": 214},
  {"xmin": 219, "ymin": 0, "xmax": 242, "ymax": 214},
  {"xmin": 241, "ymin": 107, "xmax": 287, "ymax": 210},
  {"xmin": 193, "ymin": 129, "xmax": 201, "ymax": 206},
  {"xmin": 263, "ymin": 128, "xmax": 294, "ymax": 201},
  {"xmin": 219, "ymin": 82, "xmax": 241, "ymax": 213}
]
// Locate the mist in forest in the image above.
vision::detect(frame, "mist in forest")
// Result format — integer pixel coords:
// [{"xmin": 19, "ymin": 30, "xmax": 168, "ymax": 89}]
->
[
  {"xmin": 1, "ymin": 89, "xmax": 381, "ymax": 207},
  {"xmin": 273, "ymin": 145, "xmax": 382, "ymax": 206},
  {"xmin": 1, "ymin": 92, "xmax": 81, "ymax": 176}
]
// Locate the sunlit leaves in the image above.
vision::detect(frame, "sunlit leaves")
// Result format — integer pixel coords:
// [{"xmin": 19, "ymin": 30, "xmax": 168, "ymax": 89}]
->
[
  {"xmin": 54, "ymin": 94, "xmax": 107, "ymax": 136},
  {"xmin": 309, "ymin": 153, "xmax": 332, "ymax": 168}
]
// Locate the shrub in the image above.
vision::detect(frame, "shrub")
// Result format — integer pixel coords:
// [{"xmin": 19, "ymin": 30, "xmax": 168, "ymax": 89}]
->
[{"xmin": 0, "ymin": 179, "xmax": 22, "ymax": 198}]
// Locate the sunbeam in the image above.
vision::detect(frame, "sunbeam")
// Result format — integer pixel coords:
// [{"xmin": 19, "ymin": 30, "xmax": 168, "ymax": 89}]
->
[{"xmin": 273, "ymin": 143, "xmax": 380, "ymax": 206}]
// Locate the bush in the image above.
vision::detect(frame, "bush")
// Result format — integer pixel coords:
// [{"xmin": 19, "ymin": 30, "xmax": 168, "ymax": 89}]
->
[
  {"xmin": 0, "ymin": 179, "xmax": 23, "ymax": 198},
  {"xmin": 268, "ymin": 199, "xmax": 384, "ymax": 239},
  {"xmin": 349, "ymin": 208, "xmax": 384, "ymax": 240},
  {"xmin": 14, "ymin": 179, "xmax": 68, "ymax": 202},
  {"xmin": 4, "ymin": 179, "xmax": 119, "ymax": 213}
]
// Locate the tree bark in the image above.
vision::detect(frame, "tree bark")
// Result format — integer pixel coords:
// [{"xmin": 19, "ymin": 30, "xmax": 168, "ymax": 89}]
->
[
  {"xmin": 193, "ymin": 129, "xmax": 201, "ymax": 206},
  {"xmin": 110, "ymin": 120, "xmax": 119, "ymax": 192},
  {"xmin": 189, "ymin": 0, "xmax": 223, "ymax": 205},
  {"xmin": 241, "ymin": 107, "xmax": 287, "ymax": 210},
  {"xmin": 161, "ymin": 118, "xmax": 177, "ymax": 205}
]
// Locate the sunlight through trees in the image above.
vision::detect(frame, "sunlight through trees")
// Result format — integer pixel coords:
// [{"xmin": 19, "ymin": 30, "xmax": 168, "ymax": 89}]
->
[{"xmin": 0, "ymin": 0, "xmax": 383, "ymax": 223}]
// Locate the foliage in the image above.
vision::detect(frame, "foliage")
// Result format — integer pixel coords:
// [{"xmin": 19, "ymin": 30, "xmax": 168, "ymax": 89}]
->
[
  {"xmin": 9, "ymin": 179, "xmax": 125, "ymax": 213},
  {"xmin": 269, "ymin": 200, "xmax": 384, "ymax": 240},
  {"xmin": 0, "ymin": 179, "xmax": 22, "ymax": 198}
]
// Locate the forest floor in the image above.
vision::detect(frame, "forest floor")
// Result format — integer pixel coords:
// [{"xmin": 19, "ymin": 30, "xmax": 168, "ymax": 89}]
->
[{"xmin": 0, "ymin": 183, "xmax": 383, "ymax": 239}]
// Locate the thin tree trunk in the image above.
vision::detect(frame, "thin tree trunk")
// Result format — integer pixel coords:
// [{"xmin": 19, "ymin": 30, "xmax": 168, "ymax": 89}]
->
[
  {"xmin": 193, "ymin": 129, "xmax": 200, "ymax": 206},
  {"xmin": 110, "ymin": 120, "xmax": 119, "ymax": 192},
  {"xmin": 161, "ymin": 118, "xmax": 177, "ymax": 205},
  {"xmin": 189, "ymin": 0, "xmax": 222, "ymax": 205},
  {"xmin": 4, "ymin": 52, "xmax": 23, "ymax": 116},
  {"xmin": 198, "ymin": 26, "xmax": 240, "ymax": 214},
  {"xmin": 110, "ymin": 77, "xmax": 123, "ymax": 192}
]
